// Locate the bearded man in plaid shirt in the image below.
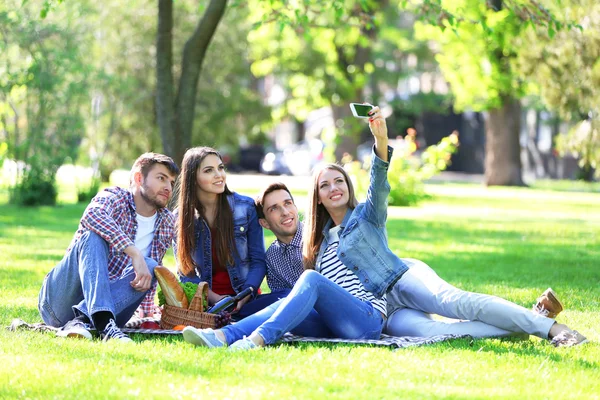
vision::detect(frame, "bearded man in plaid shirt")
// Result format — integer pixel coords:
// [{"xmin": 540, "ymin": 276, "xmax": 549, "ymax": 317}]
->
[{"xmin": 38, "ymin": 153, "xmax": 179, "ymax": 342}]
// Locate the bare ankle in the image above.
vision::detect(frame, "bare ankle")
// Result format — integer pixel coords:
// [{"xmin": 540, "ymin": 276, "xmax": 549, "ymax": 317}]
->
[
  {"xmin": 249, "ymin": 332, "xmax": 265, "ymax": 347},
  {"xmin": 548, "ymin": 323, "xmax": 569, "ymax": 339},
  {"xmin": 215, "ymin": 330, "xmax": 226, "ymax": 344}
]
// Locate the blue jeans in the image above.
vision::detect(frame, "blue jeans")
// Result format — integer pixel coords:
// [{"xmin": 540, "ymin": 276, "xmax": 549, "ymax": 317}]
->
[
  {"xmin": 221, "ymin": 270, "xmax": 384, "ymax": 345},
  {"xmin": 234, "ymin": 289, "xmax": 291, "ymax": 321},
  {"xmin": 38, "ymin": 231, "xmax": 157, "ymax": 328}
]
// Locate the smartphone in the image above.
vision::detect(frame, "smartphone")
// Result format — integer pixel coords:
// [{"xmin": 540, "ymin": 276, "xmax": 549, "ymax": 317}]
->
[{"xmin": 349, "ymin": 103, "xmax": 374, "ymax": 119}]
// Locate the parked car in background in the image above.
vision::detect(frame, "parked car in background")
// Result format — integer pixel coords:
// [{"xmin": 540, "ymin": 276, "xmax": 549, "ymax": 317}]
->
[
  {"xmin": 260, "ymin": 139, "xmax": 325, "ymax": 176},
  {"xmin": 283, "ymin": 139, "xmax": 325, "ymax": 176},
  {"xmin": 239, "ymin": 144, "xmax": 265, "ymax": 172},
  {"xmin": 260, "ymin": 149, "xmax": 291, "ymax": 175}
]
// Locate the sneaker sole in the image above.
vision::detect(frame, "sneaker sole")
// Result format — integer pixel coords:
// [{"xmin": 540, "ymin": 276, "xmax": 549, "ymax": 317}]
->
[
  {"xmin": 182, "ymin": 327, "xmax": 217, "ymax": 348},
  {"xmin": 56, "ymin": 329, "xmax": 92, "ymax": 340}
]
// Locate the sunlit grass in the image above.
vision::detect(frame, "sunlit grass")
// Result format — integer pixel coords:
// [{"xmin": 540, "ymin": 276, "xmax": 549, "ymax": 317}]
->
[{"xmin": 0, "ymin": 179, "xmax": 599, "ymax": 399}]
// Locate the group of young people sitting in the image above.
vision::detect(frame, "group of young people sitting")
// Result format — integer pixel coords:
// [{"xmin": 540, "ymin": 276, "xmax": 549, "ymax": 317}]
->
[{"xmin": 38, "ymin": 106, "xmax": 587, "ymax": 348}]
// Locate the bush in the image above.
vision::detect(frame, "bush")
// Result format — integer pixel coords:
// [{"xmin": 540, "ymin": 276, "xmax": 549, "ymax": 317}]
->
[
  {"xmin": 346, "ymin": 131, "xmax": 459, "ymax": 206},
  {"xmin": 77, "ymin": 177, "xmax": 101, "ymax": 203},
  {"xmin": 10, "ymin": 167, "xmax": 58, "ymax": 206},
  {"xmin": 555, "ymin": 119, "xmax": 599, "ymax": 181}
]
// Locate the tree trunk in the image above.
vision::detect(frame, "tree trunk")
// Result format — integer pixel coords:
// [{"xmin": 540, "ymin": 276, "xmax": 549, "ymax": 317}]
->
[
  {"xmin": 484, "ymin": 97, "xmax": 525, "ymax": 186},
  {"xmin": 156, "ymin": 0, "xmax": 228, "ymax": 165},
  {"xmin": 156, "ymin": 0, "xmax": 176, "ymax": 159},
  {"xmin": 174, "ymin": 0, "xmax": 228, "ymax": 164}
]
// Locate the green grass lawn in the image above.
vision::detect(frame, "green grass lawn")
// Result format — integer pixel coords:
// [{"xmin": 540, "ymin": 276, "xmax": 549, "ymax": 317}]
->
[{"xmin": 0, "ymin": 182, "xmax": 599, "ymax": 399}]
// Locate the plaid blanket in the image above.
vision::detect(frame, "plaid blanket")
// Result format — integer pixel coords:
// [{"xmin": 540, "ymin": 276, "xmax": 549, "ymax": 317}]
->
[{"xmin": 8, "ymin": 318, "xmax": 471, "ymax": 349}]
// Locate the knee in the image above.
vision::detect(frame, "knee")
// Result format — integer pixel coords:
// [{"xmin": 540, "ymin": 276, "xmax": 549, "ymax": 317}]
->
[
  {"xmin": 298, "ymin": 269, "xmax": 320, "ymax": 284},
  {"xmin": 405, "ymin": 258, "xmax": 434, "ymax": 273},
  {"xmin": 144, "ymin": 258, "xmax": 158, "ymax": 278},
  {"xmin": 79, "ymin": 230, "xmax": 109, "ymax": 251}
]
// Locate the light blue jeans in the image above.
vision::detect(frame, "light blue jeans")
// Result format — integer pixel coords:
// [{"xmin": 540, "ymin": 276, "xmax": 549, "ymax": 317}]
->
[
  {"xmin": 221, "ymin": 270, "xmax": 384, "ymax": 345},
  {"xmin": 38, "ymin": 231, "xmax": 157, "ymax": 328},
  {"xmin": 385, "ymin": 259, "xmax": 555, "ymax": 339}
]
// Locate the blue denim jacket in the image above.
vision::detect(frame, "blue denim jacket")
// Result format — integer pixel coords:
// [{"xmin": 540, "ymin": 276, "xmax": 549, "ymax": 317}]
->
[
  {"xmin": 315, "ymin": 146, "xmax": 408, "ymax": 298},
  {"xmin": 178, "ymin": 192, "xmax": 266, "ymax": 296}
]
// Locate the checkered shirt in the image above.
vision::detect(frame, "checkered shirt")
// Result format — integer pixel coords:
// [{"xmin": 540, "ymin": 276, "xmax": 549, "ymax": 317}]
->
[
  {"xmin": 265, "ymin": 222, "xmax": 305, "ymax": 291},
  {"xmin": 69, "ymin": 186, "xmax": 175, "ymax": 314}
]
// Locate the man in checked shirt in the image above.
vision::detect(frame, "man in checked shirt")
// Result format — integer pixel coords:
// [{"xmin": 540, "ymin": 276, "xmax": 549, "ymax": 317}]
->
[{"xmin": 38, "ymin": 153, "xmax": 179, "ymax": 342}]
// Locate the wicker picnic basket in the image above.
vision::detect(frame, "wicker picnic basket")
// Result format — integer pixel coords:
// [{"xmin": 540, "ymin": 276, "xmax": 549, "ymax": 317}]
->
[{"xmin": 160, "ymin": 282, "xmax": 218, "ymax": 329}]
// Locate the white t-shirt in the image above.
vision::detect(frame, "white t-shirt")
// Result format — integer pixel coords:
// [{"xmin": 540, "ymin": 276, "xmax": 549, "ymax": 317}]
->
[{"xmin": 135, "ymin": 212, "xmax": 157, "ymax": 257}]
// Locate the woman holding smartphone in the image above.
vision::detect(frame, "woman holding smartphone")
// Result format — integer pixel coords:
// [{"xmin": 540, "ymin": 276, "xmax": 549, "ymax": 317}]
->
[
  {"xmin": 181, "ymin": 109, "xmax": 392, "ymax": 350},
  {"xmin": 175, "ymin": 147, "xmax": 266, "ymax": 314}
]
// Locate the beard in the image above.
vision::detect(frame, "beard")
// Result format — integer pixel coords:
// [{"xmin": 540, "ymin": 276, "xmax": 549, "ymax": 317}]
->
[{"xmin": 140, "ymin": 183, "xmax": 168, "ymax": 210}]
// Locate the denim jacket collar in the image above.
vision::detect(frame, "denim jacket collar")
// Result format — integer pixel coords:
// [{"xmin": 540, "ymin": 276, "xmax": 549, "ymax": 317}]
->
[{"xmin": 321, "ymin": 208, "xmax": 354, "ymax": 241}]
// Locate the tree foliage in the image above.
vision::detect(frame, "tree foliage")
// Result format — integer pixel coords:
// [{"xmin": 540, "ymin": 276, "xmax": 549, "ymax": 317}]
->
[
  {"xmin": 513, "ymin": 0, "xmax": 600, "ymax": 179},
  {"xmin": 0, "ymin": 0, "xmax": 91, "ymax": 205}
]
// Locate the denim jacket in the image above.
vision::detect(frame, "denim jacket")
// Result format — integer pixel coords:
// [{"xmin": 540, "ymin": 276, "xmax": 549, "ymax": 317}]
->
[
  {"xmin": 178, "ymin": 192, "xmax": 266, "ymax": 296},
  {"xmin": 315, "ymin": 145, "xmax": 408, "ymax": 298}
]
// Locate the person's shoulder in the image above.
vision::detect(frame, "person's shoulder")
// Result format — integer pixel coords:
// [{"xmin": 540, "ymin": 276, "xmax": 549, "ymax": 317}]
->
[
  {"xmin": 231, "ymin": 192, "xmax": 255, "ymax": 205},
  {"xmin": 92, "ymin": 186, "xmax": 130, "ymax": 203},
  {"xmin": 102, "ymin": 186, "xmax": 128, "ymax": 196},
  {"xmin": 266, "ymin": 240, "xmax": 281, "ymax": 253},
  {"xmin": 265, "ymin": 241, "xmax": 282, "ymax": 260},
  {"xmin": 159, "ymin": 207, "xmax": 175, "ymax": 221},
  {"xmin": 231, "ymin": 192, "xmax": 257, "ymax": 214}
]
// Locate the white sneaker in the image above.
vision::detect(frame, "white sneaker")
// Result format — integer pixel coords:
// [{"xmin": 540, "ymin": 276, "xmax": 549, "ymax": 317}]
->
[{"xmin": 56, "ymin": 319, "xmax": 92, "ymax": 340}]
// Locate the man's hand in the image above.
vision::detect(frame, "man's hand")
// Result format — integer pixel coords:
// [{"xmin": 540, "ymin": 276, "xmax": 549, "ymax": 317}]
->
[{"xmin": 125, "ymin": 246, "xmax": 152, "ymax": 292}]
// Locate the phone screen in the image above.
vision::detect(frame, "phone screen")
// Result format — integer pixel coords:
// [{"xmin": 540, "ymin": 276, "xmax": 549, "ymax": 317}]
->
[{"xmin": 351, "ymin": 103, "xmax": 373, "ymax": 118}]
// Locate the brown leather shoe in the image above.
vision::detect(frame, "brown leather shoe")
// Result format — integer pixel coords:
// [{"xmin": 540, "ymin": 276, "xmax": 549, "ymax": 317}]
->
[{"xmin": 532, "ymin": 288, "xmax": 564, "ymax": 319}]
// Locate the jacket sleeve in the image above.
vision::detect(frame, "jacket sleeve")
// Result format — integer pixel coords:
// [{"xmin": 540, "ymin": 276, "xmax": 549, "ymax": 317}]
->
[
  {"xmin": 80, "ymin": 188, "xmax": 135, "ymax": 253},
  {"xmin": 362, "ymin": 145, "xmax": 394, "ymax": 228},
  {"xmin": 242, "ymin": 204, "xmax": 267, "ymax": 296}
]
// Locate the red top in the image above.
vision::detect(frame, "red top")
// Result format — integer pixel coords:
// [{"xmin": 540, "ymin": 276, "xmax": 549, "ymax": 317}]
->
[{"xmin": 210, "ymin": 228, "xmax": 235, "ymax": 296}]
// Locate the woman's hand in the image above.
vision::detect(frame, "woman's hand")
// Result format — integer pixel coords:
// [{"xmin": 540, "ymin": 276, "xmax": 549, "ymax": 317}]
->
[
  {"xmin": 207, "ymin": 289, "xmax": 226, "ymax": 306},
  {"xmin": 368, "ymin": 106, "xmax": 388, "ymax": 162},
  {"xmin": 368, "ymin": 106, "xmax": 387, "ymax": 141}
]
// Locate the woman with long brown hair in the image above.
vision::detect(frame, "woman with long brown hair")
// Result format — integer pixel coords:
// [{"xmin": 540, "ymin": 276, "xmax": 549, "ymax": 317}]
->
[
  {"xmin": 175, "ymin": 147, "xmax": 266, "ymax": 312},
  {"xmin": 301, "ymin": 108, "xmax": 587, "ymax": 347},
  {"xmin": 181, "ymin": 109, "xmax": 390, "ymax": 350}
]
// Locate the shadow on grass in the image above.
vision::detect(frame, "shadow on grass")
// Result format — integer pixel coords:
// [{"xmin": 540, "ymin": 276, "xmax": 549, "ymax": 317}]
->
[
  {"xmin": 0, "ymin": 268, "xmax": 47, "ymax": 291},
  {"xmin": 0, "ymin": 203, "xmax": 85, "ymax": 234},
  {"xmin": 443, "ymin": 337, "xmax": 599, "ymax": 371}
]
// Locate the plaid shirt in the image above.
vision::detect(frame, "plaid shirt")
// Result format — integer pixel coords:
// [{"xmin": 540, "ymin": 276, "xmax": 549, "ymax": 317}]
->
[
  {"xmin": 70, "ymin": 186, "xmax": 175, "ymax": 314},
  {"xmin": 265, "ymin": 222, "xmax": 304, "ymax": 291}
]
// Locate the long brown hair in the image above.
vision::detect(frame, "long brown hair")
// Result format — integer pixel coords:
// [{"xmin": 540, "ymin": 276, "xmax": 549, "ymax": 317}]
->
[
  {"xmin": 176, "ymin": 147, "xmax": 235, "ymax": 277},
  {"xmin": 302, "ymin": 163, "xmax": 358, "ymax": 269}
]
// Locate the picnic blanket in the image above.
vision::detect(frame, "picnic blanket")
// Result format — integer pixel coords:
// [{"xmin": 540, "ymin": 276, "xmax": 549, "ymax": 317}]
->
[{"xmin": 8, "ymin": 318, "xmax": 471, "ymax": 349}]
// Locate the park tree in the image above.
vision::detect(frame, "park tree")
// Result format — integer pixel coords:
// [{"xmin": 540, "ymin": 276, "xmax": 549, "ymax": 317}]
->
[
  {"xmin": 413, "ymin": 0, "xmax": 575, "ymax": 186},
  {"xmin": 143, "ymin": 0, "xmax": 272, "ymax": 165},
  {"xmin": 247, "ymin": 0, "xmax": 570, "ymax": 185},
  {"xmin": 0, "ymin": 1, "xmax": 92, "ymax": 205},
  {"xmin": 415, "ymin": 1, "xmax": 528, "ymax": 186},
  {"xmin": 514, "ymin": 0, "xmax": 600, "ymax": 181},
  {"xmin": 37, "ymin": 0, "xmax": 570, "ymax": 176}
]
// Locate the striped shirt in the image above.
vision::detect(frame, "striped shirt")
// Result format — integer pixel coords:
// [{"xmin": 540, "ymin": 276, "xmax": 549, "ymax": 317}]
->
[
  {"xmin": 69, "ymin": 186, "xmax": 175, "ymax": 314},
  {"xmin": 317, "ymin": 226, "xmax": 387, "ymax": 317}
]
